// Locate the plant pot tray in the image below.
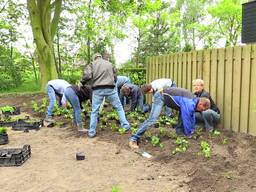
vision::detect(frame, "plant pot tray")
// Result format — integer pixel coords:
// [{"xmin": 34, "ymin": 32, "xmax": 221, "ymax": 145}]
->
[
  {"xmin": 12, "ymin": 119, "xmax": 43, "ymax": 131},
  {"xmin": 0, "ymin": 133, "xmax": 8, "ymax": 145},
  {"xmin": 0, "ymin": 145, "xmax": 31, "ymax": 166}
]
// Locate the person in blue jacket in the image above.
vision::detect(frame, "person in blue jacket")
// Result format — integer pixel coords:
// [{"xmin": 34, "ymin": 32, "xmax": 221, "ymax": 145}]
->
[{"xmin": 128, "ymin": 87, "xmax": 211, "ymax": 149}]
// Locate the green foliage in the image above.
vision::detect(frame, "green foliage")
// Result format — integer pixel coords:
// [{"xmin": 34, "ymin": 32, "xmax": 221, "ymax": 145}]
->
[
  {"xmin": 111, "ymin": 186, "xmax": 122, "ymax": 192},
  {"xmin": 151, "ymin": 135, "xmax": 164, "ymax": 148},
  {"xmin": 0, "ymin": 106, "xmax": 15, "ymax": 113},
  {"xmin": 31, "ymin": 98, "xmax": 48, "ymax": 113},
  {"xmin": 118, "ymin": 128, "xmax": 126, "ymax": 135},
  {"xmin": 199, "ymin": 140, "xmax": 211, "ymax": 158},
  {"xmin": 131, "ymin": 126, "xmax": 138, "ymax": 134},
  {"xmin": 0, "ymin": 127, "xmax": 7, "ymax": 134},
  {"xmin": 118, "ymin": 68, "xmax": 146, "ymax": 86},
  {"xmin": 172, "ymin": 137, "xmax": 189, "ymax": 155}
]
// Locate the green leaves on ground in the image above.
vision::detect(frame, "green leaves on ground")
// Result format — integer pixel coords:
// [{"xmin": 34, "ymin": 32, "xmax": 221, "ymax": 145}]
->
[
  {"xmin": 172, "ymin": 137, "xmax": 189, "ymax": 155},
  {"xmin": 199, "ymin": 140, "xmax": 211, "ymax": 158}
]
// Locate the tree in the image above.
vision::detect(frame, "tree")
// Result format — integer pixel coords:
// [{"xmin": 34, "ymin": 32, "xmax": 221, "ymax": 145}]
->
[
  {"xmin": 208, "ymin": 0, "xmax": 242, "ymax": 47},
  {"xmin": 27, "ymin": 0, "xmax": 62, "ymax": 90}
]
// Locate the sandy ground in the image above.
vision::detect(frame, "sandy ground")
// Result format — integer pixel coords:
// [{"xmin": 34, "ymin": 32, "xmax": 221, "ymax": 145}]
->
[{"xmin": 0, "ymin": 127, "xmax": 189, "ymax": 192}]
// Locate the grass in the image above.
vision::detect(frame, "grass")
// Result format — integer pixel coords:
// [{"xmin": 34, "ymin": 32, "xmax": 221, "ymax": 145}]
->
[{"xmin": 0, "ymin": 80, "xmax": 41, "ymax": 96}]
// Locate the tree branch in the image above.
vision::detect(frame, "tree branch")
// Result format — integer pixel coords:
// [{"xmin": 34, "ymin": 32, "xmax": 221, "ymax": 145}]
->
[{"xmin": 50, "ymin": 0, "xmax": 62, "ymax": 40}]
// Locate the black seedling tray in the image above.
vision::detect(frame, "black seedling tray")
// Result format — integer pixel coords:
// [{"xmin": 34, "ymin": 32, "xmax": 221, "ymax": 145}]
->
[
  {"xmin": 0, "ymin": 133, "xmax": 8, "ymax": 145},
  {"xmin": 0, "ymin": 145, "xmax": 31, "ymax": 166},
  {"xmin": 12, "ymin": 119, "xmax": 43, "ymax": 131}
]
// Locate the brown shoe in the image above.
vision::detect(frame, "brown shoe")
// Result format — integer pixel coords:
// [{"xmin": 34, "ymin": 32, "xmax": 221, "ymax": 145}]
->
[{"xmin": 129, "ymin": 140, "xmax": 139, "ymax": 149}]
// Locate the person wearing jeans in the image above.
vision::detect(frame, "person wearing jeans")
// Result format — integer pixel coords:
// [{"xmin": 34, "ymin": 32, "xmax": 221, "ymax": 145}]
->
[
  {"xmin": 141, "ymin": 78, "xmax": 176, "ymax": 117},
  {"xmin": 45, "ymin": 79, "xmax": 71, "ymax": 122},
  {"xmin": 129, "ymin": 87, "xmax": 211, "ymax": 149},
  {"xmin": 64, "ymin": 85, "xmax": 92, "ymax": 132},
  {"xmin": 81, "ymin": 53, "xmax": 130, "ymax": 138},
  {"xmin": 193, "ymin": 79, "xmax": 220, "ymax": 132}
]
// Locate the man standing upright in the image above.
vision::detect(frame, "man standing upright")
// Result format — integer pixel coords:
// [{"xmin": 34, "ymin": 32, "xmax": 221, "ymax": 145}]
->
[
  {"xmin": 81, "ymin": 53, "xmax": 130, "ymax": 138},
  {"xmin": 193, "ymin": 79, "xmax": 220, "ymax": 132}
]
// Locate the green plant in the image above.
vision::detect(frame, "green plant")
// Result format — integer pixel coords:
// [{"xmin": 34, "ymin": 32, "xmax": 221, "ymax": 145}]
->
[
  {"xmin": 172, "ymin": 137, "xmax": 189, "ymax": 155},
  {"xmin": 199, "ymin": 140, "xmax": 211, "ymax": 158},
  {"xmin": 193, "ymin": 126, "xmax": 203, "ymax": 139},
  {"xmin": 118, "ymin": 128, "xmax": 126, "ymax": 135},
  {"xmin": 131, "ymin": 126, "xmax": 138, "ymax": 134},
  {"xmin": 110, "ymin": 123, "xmax": 119, "ymax": 132},
  {"xmin": 111, "ymin": 185, "xmax": 122, "ymax": 192},
  {"xmin": 0, "ymin": 105, "xmax": 15, "ymax": 113},
  {"xmin": 222, "ymin": 137, "xmax": 228, "ymax": 145},
  {"xmin": 211, "ymin": 130, "xmax": 221, "ymax": 136},
  {"xmin": 151, "ymin": 135, "xmax": 160, "ymax": 146},
  {"xmin": 0, "ymin": 127, "xmax": 7, "ymax": 134},
  {"xmin": 31, "ymin": 97, "xmax": 48, "ymax": 113},
  {"xmin": 159, "ymin": 127, "xmax": 168, "ymax": 137}
]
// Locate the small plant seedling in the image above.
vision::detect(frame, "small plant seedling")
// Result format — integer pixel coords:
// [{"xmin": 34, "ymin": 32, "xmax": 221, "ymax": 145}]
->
[
  {"xmin": 223, "ymin": 172, "xmax": 234, "ymax": 180},
  {"xmin": 0, "ymin": 106, "xmax": 15, "ymax": 113},
  {"xmin": 0, "ymin": 127, "xmax": 7, "ymax": 134},
  {"xmin": 211, "ymin": 130, "xmax": 221, "ymax": 136},
  {"xmin": 131, "ymin": 127, "xmax": 138, "ymax": 134},
  {"xmin": 222, "ymin": 137, "xmax": 228, "ymax": 145},
  {"xmin": 151, "ymin": 135, "xmax": 160, "ymax": 147},
  {"xmin": 111, "ymin": 185, "xmax": 122, "ymax": 192},
  {"xmin": 167, "ymin": 131, "xmax": 178, "ymax": 140},
  {"xmin": 118, "ymin": 128, "xmax": 126, "ymax": 135},
  {"xmin": 171, "ymin": 137, "xmax": 189, "ymax": 155},
  {"xmin": 199, "ymin": 140, "xmax": 211, "ymax": 158},
  {"xmin": 110, "ymin": 123, "xmax": 119, "ymax": 132},
  {"xmin": 144, "ymin": 130, "xmax": 152, "ymax": 138},
  {"xmin": 159, "ymin": 127, "xmax": 168, "ymax": 137}
]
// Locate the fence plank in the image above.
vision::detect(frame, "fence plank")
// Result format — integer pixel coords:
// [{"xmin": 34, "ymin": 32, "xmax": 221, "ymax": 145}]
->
[
  {"xmin": 187, "ymin": 52, "xmax": 192, "ymax": 91},
  {"xmin": 178, "ymin": 52, "xmax": 182, "ymax": 86},
  {"xmin": 224, "ymin": 47, "xmax": 233, "ymax": 130},
  {"xmin": 203, "ymin": 49, "xmax": 211, "ymax": 92},
  {"xmin": 232, "ymin": 46, "xmax": 242, "ymax": 133},
  {"xmin": 217, "ymin": 48, "xmax": 225, "ymax": 126},
  {"xmin": 210, "ymin": 49, "xmax": 218, "ymax": 101},
  {"xmin": 173, "ymin": 53, "xmax": 178, "ymax": 84},
  {"xmin": 192, "ymin": 51, "xmax": 197, "ymax": 81},
  {"xmin": 182, "ymin": 52, "xmax": 187, "ymax": 88},
  {"xmin": 240, "ymin": 45, "xmax": 251, "ymax": 133},
  {"xmin": 197, "ymin": 50, "xmax": 203, "ymax": 78},
  {"xmin": 249, "ymin": 44, "xmax": 256, "ymax": 135},
  {"xmin": 170, "ymin": 53, "xmax": 174, "ymax": 80}
]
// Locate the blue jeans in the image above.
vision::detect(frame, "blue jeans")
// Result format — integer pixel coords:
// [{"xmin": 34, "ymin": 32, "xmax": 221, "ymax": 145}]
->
[
  {"xmin": 46, "ymin": 85, "xmax": 56, "ymax": 117},
  {"xmin": 130, "ymin": 91, "xmax": 164, "ymax": 142},
  {"xmin": 64, "ymin": 87, "xmax": 82, "ymax": 127},
  {"xmin": 195, "ymin": 109, "xmax": 220, "ymax": 131},
  {"xmin": 164, "ymin": 81, "xmax": 177, "ymax": 117},
  {"xmin": 89, "ymin": 88, "xmax": 130, "ymax": 137}
]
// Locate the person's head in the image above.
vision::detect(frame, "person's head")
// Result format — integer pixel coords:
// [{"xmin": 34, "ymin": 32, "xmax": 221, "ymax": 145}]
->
[
  {"xmin": 103, "ymin": 52, "xmax": 111, "ymax": 61},
  {"xmin": 92, "ymin": 53, "xmax": 102, "ymax": 61},
  {"xmin": 193, "ymin": 79, "xmax": 204, "ymax": 93},
  {"xmin": 120, "ymin": 86, "xmax": 131, "ymax": 96},
  {"xmin": 196, "ymin": 97, "xmax": 211, "ymax": 112},
  {"xmin": 141, "ymin": 84, "xmax": 153, "ymax": 94}
]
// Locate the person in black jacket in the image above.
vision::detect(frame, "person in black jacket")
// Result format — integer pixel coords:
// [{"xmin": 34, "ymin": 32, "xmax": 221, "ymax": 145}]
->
[
  {"xmin": 64, "ymin": 85, "xmax": 92, "ymax": 132},
  {"xmin": 193, "ymin": 79, "xmax": 220, "ymax": 132}
]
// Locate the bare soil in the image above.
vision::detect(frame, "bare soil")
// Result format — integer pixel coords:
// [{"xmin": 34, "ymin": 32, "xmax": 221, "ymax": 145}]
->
[{"xmin": 0, "ymin": 94, "xmax": 256, "ymax": 192}]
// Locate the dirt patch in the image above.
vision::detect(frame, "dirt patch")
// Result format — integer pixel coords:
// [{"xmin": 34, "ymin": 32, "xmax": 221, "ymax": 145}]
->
[{"xmin": 1, "ymin": 94, "xmax": 256, "ymax": 192}]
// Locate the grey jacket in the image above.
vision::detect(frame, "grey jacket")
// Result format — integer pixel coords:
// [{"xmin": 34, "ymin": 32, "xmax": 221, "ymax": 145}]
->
[{"xmin": 81, "ymin": 58, "xmax": 117, "ymax": 89}]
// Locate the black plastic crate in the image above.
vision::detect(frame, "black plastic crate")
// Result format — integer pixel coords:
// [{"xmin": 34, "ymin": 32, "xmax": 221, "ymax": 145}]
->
[
  {"xmin": 0, "ymin": 133, "xmax": 8, "ymax": 145},
  {"xmin": 0, "ymin": 145, "xmax": 31, "ymax": 166},
  {"xmin": 12, "ymin": 119, "xmax": 43, "ymax": 131}
]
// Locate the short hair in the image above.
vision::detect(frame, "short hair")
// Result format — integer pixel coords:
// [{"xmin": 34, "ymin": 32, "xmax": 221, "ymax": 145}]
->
[
  {"xmin": 103, "ymin": 53, "xmax": 111, "ymax": 61},
  {"xmin": 120, "ymin": 86, "xmax": 130, "ymax": 96},
  {"xmin": 199, "ymin": 97, "xmax": 211, "ymax": 110},
  {"xmin": 141, "ymin": 84, "xmax": 152, "ymax": 94},
  {"xmin": 193, "ymin": 79, "xmax": 204, "ymax": 86},
  {"xmin": 92, "ymin": 53, "xmax": 102, "ymax": 61}
]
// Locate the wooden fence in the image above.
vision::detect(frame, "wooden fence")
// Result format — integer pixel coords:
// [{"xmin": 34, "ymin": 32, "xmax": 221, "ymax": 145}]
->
[{"xmin": 145, "ymin": 44, "xmax": 256, "ymax": 135}]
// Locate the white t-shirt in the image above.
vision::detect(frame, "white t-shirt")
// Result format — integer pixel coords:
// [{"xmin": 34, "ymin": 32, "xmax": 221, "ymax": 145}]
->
[{"xmin": 150, "ymin": 78, "xmax": 173, "ymax": 92}]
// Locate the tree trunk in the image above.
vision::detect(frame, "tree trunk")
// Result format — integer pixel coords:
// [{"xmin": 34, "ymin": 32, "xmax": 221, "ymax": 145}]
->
[{"xmin": 27, "ymin": 0, "xmax": 62, "ymax": 91}]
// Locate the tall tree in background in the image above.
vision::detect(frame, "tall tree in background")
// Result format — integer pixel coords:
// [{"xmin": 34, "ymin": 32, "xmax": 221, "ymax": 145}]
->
[
  {"xmin": 208, "ymin": 0, "xmax": 242, "ymax": 47},
  {"xmin": 27, "ymin": 0, "xmax": 62, "ymax": 90}
]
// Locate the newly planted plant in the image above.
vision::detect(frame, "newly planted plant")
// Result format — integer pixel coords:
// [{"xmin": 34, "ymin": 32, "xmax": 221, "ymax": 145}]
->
[
  {"xmin": 159, "ymin": 127, "xmax": 169, "ymax": 137},
  {"xmin": 110, "ymin": 123, "xmax": 119, "ymax": 132},
  {"xmin": 0, "ymin": 127, "xmax": 7, "ymax": 134},
  {"xmin": 0, "ymin": 106, "xmax": 15, "ymax": 113},
  {"xmin": 199, "ymin": 140, "xmax": 211, "ymax": 158},
  {"xmin": 151, "ymin": 135, "xmax": 164, "ymax": 148},
  {"xmin": 131, "ymin": 126, "xmax": 138, "ymax": 134},
  {"xmin": 118, "ymin": 128, "xmax": 126, "ymax": 135},
  {"xmin": 172, "ymin": 137, "xmax": 189, "ymax": 155}
]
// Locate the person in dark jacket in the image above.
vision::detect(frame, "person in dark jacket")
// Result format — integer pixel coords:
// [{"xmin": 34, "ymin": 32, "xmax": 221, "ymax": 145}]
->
[
  {"xmin": 193, "ymin": 79, "xmax": 220, "ymax": 132},
  {"xmin": 81, "ymin": 53, "xmax": 130, "ymax": 138},
  {"xmin": 120, "ymin": 83, "xmax": 147, "ymax": 112},
  {"xmin": 64, "ymin": 85, "xmax": 92, "ymax": 132},
  {"xmin": 129, "ymin": 87, "xmax": 211, "ymax": 149}
]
